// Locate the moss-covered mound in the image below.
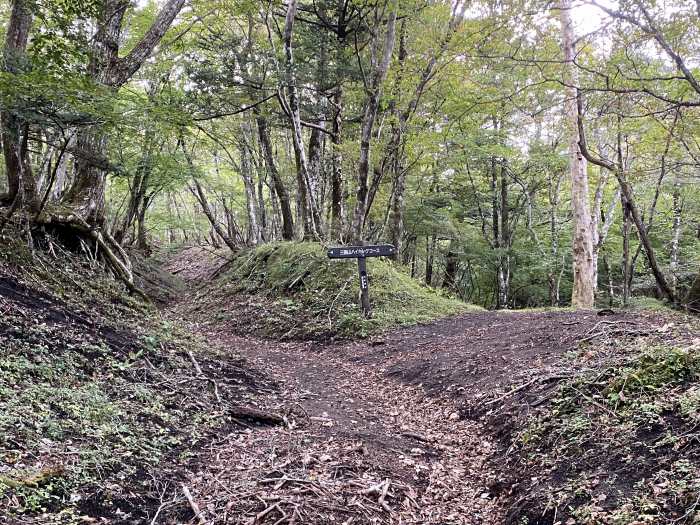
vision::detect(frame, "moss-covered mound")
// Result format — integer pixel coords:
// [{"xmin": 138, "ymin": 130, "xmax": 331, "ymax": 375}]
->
[{"xmin": 189, "ymin": 242, "xmax": 479, "ymax": 339}]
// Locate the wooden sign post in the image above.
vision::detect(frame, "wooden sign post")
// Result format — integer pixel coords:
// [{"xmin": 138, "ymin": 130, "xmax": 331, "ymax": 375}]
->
[{"xmin": 327, "ymin": 244, "xmax": 396, "ymax": 318}]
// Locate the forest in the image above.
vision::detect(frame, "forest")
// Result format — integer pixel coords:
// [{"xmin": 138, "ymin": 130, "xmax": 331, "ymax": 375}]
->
[
  {"xmin": 1, "ymin": 0, "xmax": 700, "ymax": 523},
  {"xmin": 0, "ymin": 0, "xmax": 698, "ymax": 309}
]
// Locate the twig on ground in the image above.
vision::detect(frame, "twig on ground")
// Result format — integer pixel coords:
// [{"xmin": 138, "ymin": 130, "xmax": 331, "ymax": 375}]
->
[
  {"xmin": 486, "ymin": 373, "xmax": 575, "ymax": 406},
  {"xmin": 579, "ymin": 328, "xmax": 649, "ymax": 344},
  {"xmin": 328, "ymin": 276, "xmax": 352, "ymax": 327},
  {"xmin": 570, "ymin": 386, "xmax": 619, "ymax": 418},
  {"xmin": 255, "ymin": 502, "xmax": 282, "ymax": 523},
  {"xmin": 485, "ymin": 377, "xmax": 539, "ymax": 405},
  {"xmin": 585, "ymin": 319, "xmax": 638, "ymax": 336},
  {"xmin": 400, "ymin": 431, "xmax": 430, "ymax": 442},
  {"xmin": 186, "ymin": 350, "xmax": 222, "ymax": 402},
  {"xmin": 378, "ymin": 479, "xmax": 391, "ymax": 512},
  {"xmin": 187, "ymin": 350, "xmax": 204, "ymax": 376},
  {"xmin": 181, "ymin": 484, "xmax": 206, "ymax": 525}
]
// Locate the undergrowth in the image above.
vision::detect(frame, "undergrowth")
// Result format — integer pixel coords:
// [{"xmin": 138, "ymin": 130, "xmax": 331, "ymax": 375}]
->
[
  {"xmin": 510, "ymin": 343, "xmax": 700, "ymax": 524},
  {"xmin": 191, "ymin": 242, "xmax": 479, "ymax": 339},
  {"xmin": 0, "ymin": 230, "xmax": 264, "ymax": 522}
]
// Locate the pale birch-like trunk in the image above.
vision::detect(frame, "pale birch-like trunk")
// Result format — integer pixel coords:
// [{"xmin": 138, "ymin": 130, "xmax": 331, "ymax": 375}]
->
[
  {"xmin": 239, "ymin": 133, "xmax": 262, "ymax": 246},
  {"xmin": 547, "ymin": 170, "xmax": 564, "ymax": 306},
  {"xmin": 282, "ymin": 0, "xmax": 320, "ymax": 238},
  {"xmin": 559, "ymin": 0, "xmax": 596, "ymax": 308},
  {"xmin": 670, "ymin": 179, "xmax": 682, "ymax": 294}
]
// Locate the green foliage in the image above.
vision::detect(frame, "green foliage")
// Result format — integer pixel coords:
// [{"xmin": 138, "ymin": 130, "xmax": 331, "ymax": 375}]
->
[
  {"xmin": 514, "ymin": 342, "xmax": 700, "ymax": 522},
  {"xmin": 627, "ymin": 296, "xmax": 674, "ymax": 312},
  {"xmin": 606, "ymin": 347, "xmax": 700, "ymax": 398},
  {"xmin": 30, "ymin": 0, "xmax": 101, "ymax": 72},
  {"xmin": 0, "ymin": 314, "xmax": 175, "ymax": 514},
  {"xmin": 196, "ymin": 242, "xmax": 480, "ymax": 338}
]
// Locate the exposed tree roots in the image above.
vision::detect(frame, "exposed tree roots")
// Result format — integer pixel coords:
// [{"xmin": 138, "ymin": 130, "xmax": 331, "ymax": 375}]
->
[{"xmin": 2, "ymin": 207, "xmax": 149, "ymax": 301}]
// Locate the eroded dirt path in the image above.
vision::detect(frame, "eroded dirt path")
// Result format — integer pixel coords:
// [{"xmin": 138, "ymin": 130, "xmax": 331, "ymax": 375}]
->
[
  {"xmin": 181, "ymin": 329, "xmax": 503, "ymax": 524},
  {"xmin": 173, "ymin": 301, "xmax": 683, "ymax": 525},
  {"xmin": 162, "ymin": 250, "xmax": 687, "ymax": 524}
]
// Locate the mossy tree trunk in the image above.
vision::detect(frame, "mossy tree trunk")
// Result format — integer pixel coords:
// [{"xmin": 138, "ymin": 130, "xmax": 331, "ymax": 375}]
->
[{"xmin": 61, "ymin": 0, "xmax": 185, "ymax": 225}]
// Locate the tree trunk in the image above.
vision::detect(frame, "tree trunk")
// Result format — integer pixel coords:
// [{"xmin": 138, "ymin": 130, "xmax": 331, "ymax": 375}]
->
[
  {"xmin": 239, "ymin": 125, "xmax": 262, "ymax": 245},
  {"xmin": 497, "ymin": 161, "xmax": 510, "ymax": 308},
  {"xmin": 670, "ymin": 179, "xmax": 682, "ymax": 294},
  {"xmin": 1, "ymin": 0, "xmax": 38, "ymax": 209},
  {"xmin": 135, "ymin": 194, "xmax": 151, "ymax": 253},
  {"xmin": 307, "ymin": 124, "xmax": 324, "ymax": 230},
  {"xmin": 350, "ymin": 1, "xmax": 398, "ymax": 241},
  {"xmin": 590, "ymin": 169, "xmax": 605, "ymax": 292},
  {"xmin": 50, "ymin": 134, "xmax": 74, "ymax": 201},
  {"xmin": 425, "ymin": 234, "xmax": 436, "ymax": 286},
  {"xmin": 116, "ymin": 166, "xmax": 146, "ymax": 245},
  {"xmin": 265, "ymin": 179, "xmax": 282, "ymax": 240},
  {"xmin": 619, "ymin": 176, "xmax": 675, "ymax": 302},
  {"xmin": 190, "ymin": 178, "xmax": 237, "ymax": 252},
  {"xmin": 61, "ymin": 0, "xmax": 185, "ymax": 224},
  {"xmin": 386, "ymin": 3, "xmax": 468, "ymax": 259},
  {"xmin": 387, "ymin": 20, "xmax": 408, "ymax": 258},
  {"xmin": 621, "ymin": 191, "xmax": 631, "ymax": 306},
  {"xmin": 576, "ymin": 89, "xmax": 676, "ymax": 305},
  {"xmin": 257, "ymin": 167, "xmax": 268, "ymax": 241},
  {"xmin": 256, "ymin": 114, "xmax": 294, "ymax": 240},
  {"xmin": 443, "ymin": 241, "xmax": 458, "ymax": 291},
  {"xmin": 282, "ymin": 0, "xmax": 320, "ymax": 239},
  {"xmin": 602, "ymin": 253, "xmax": 615, "ymax": 306},
  {"xmin": 559, "ymin": 0, "xmax": 596, "ymax": 308},
  {"xmin": 547, "ymin": 170, "xmax": 564, "ymax": 306},
  {"xmin": 330, "ymin": 85, "xmax": 344, "ymax": 241}
]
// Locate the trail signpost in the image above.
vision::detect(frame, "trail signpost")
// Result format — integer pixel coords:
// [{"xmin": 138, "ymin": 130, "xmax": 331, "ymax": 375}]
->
[{"xmin": 327, "ymin": 243, "xmax": 396, "ymax": 318}]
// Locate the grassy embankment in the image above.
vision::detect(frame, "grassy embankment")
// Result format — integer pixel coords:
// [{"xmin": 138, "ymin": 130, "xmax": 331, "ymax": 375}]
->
[
  {"xmin": 187, "ymin": 241, "xmax": 481, "ymax": 339},
  {"xmin": 0, "ymin": 232, "xmax": 264, "ymax": 522},
  {"xmin": 506, "ymin": 334, "xmax": 700, "ymax": 523}
]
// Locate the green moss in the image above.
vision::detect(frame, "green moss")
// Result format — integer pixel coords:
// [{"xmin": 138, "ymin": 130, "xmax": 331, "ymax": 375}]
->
[
  {"xmin": 627, "ymin": 296, "xmax": 674, "ymax": 312},
  {"xmin": 210, "ymin": 242, "xmax": 480, "ymax": 338},
  {"xmin": 606, "ymin": 346, "xmax": 700, "ymax": 399}
]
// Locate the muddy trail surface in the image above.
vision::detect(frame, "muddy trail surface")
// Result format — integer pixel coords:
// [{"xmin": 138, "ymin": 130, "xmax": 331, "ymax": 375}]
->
[{"xmin": 163, "ymin": 255, "xmax": 684, "ymax": 525}]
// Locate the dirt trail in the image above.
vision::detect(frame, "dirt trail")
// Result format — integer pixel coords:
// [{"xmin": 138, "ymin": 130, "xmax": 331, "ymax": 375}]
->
[
  {"xmin": 179, "ymin": 327, "xmax": 503, "ymax": 524},
  {"xmin": 162, "ymin": 250, "xmax": 681, "ymax": 524}
]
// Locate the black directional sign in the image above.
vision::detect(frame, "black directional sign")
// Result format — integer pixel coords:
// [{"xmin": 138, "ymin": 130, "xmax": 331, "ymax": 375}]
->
[
  {"xmin": 327, "ymin": 243, "xmax": 396, "ymax": 318},
  {"xmin": 327, "ymin": 244, "xmax": 396, "ymax": 259}
]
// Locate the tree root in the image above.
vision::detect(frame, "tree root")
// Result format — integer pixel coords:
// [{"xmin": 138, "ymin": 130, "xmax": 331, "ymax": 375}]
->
[
  {"xmin": 0, "ymin": 466, "xmax": 65, "ymax": 489},
  {"xmin": 35, "ymin": 211, "xmax": 149, "ymax": 301}
]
